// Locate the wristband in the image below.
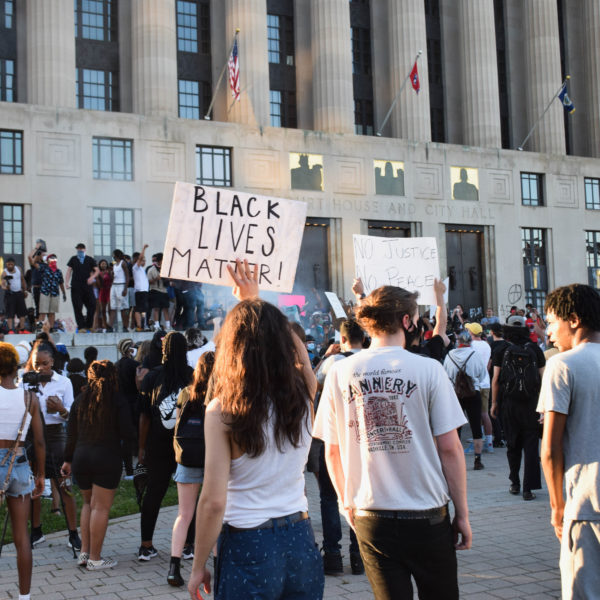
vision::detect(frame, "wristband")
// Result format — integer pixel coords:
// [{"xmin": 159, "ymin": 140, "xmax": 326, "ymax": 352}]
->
[
  {"xmin": 60, "ymin": 409, "xmax": 69, "ymax": 419},
  {"xmin": 359, "ymin": 293, "xmax": 366, "ymax": 299}
]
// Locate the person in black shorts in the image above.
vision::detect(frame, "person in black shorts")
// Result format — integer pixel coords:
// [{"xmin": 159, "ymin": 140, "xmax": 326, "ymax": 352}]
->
[{"xmin": 62, "ymin": 360, "xmax": 134, "ymax": 570}]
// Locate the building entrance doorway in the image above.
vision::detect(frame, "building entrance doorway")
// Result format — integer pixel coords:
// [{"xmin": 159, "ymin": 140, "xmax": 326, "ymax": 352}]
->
[{"xmin": 445, "ymin": 225, "xmax": 484, "ymax": 318}]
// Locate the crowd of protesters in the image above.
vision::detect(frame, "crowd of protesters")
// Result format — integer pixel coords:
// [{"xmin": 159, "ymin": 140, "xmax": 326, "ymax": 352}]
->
[{"xmin": 0, "ymin": 254, "xmax": 598, "ymax": 600}]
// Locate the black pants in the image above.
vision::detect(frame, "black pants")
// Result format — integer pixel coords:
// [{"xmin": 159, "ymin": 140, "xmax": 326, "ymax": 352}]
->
[
  {"xmin": 506, "ymin": 427, "xmax": 541, "ymax": 492},
  {"xmin": 33, "ymin": 286, "xmax": 41, "ymax": 318},
  {"xmin": 354, "ymin": 512, "xmax": 458, "ymax": 600},
  {"xmin": 71, "ymin": 285, "xmax": 96, "ymax": 329},
  {"xmin": 140, "ymin": 452, "xmax": 194, "ymax": 545},
  {"xmin": 459, "ymin": 392, "xmax": 483, "ymax": 440}
]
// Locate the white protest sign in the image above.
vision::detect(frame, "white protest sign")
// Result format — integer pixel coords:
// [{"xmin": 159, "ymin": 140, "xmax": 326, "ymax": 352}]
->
[
  {"xmin": 324, "ymin": 292, "xmax": 347, "ymax": 319},
  {"xmin": 161, "ymin": 183, "xmax": 307, "ymax": 292},
  {"xmin": 353, "ymin": 235, "xmax": 440, "ymax": 306}
]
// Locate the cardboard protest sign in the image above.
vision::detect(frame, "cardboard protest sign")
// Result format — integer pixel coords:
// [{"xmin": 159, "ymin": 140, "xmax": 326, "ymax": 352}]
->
[
  {"xmin": 353, "ymin": 235, "xmax": 440, "ymax": 306},
  {"xmin": 161, "ymin": 183, "xmax": 307, "ymax": 292},
  {"xmin": 324, "ymin": 292, "xmax": 347, "ymax": 319}
]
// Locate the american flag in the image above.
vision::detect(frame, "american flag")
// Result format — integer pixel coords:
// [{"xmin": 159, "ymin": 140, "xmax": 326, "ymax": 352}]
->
[{"xmin": 228, "ymin": 37, "xmax": 240, "ymax": 101}]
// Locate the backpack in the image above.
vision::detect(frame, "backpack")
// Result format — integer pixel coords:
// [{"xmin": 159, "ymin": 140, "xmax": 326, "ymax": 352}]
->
[
  {"xmin": 499, "ymin": 343, "xmax": 540, "ymax": 402},
  {"xmin": 449, "ymin": 352, "xmax": 476, "ymax": 400},
  {"xmin": 173, "ymin": 391, "xmax": 206, "ymax": 468}
]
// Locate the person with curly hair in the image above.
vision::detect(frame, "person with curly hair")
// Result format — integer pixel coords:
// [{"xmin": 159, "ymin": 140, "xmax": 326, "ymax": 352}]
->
[
  {"xmin": 0, "ymin": 342, "xmax": 45, "ymax": 600},
  {"xmin": 61, "ymin": 360, "xmax": 134, "ymax": 570},
  {"xmin": 187, "ymin": 260, "xmax": 322, "ymax": 600}
]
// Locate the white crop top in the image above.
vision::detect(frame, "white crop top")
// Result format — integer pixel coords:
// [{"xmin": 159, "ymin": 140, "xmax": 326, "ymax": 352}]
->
[
  {"xmin": 0, "ymin": 387, "xmax": 32, "ymax": 442},
  {"xmin": 223, "ymin": 408, "xmax": 312, "ymax": 528}
]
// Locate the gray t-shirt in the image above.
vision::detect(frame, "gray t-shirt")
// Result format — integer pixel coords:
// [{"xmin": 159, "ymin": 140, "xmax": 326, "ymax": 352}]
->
[{"xmin": 537, "ymin": 342, "xmax": 600, "ymax": 522}]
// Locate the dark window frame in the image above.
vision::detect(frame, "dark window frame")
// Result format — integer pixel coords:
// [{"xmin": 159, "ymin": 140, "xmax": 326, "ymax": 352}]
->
[
  {"xmin": 195, "ymin": 145, "xmax": 232, "ymax": 187},
  {"xmin": 425, "ymin": 0, "xmax": 445, "ymax": 143},
  {"xmin": 0, "ymin": 57, "xmax": 14, "ymax": 102},
  {"xmin": 585, "ymin": 177, "xmax": 600, "ymax": 210},
  {"xmin": 350, "ymin": 1, "xmax": 374, "ymax": 136},
  {"xmin": 1, "ymin": 203, "xmax": 24, "ymax": 268},
  {"xmin": 520, "ymin": 172, "xmax": 544, "ymax": 207},
  {"xmin": 92, "ymin": 207, "xmax": 135, "ymax": 260},
  {"xmin": 0, "ymin": 129, "xmax": 23, "ymax": 174},
  {"xmin": 521, "ymin": 227, "xmax": 548, "ymax": 308},
  {"xmin": 76, "ymin": 67, "xmax": 119, "ymax": 111},
  {"xmin": 92, "ymin": 136, "xmax": 133, "ymax": 181}
]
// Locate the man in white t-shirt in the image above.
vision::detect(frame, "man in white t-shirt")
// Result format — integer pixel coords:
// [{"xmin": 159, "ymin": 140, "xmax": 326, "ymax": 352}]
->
[
  {"xmin": 132, "ymin": 245, "xmax": 150, "ymax": 331},
  {"xmin": 465, "ymin": 322, "xmax": 494, "ymax": 453},
  {"xmin": 313, "ymin": 286, "xmax": 471, "ymax": 599},
  {"xmin": 537, "ymin": 284, "xmax": 600, "ymax": 599},
  {"xmin": 108, "ymin": 249, "xmax": 130, "ymax": 332}
]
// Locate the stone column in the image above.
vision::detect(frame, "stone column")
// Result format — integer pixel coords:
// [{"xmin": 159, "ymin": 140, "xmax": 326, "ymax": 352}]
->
[
  {"xmin": 583, "ymin": 0, "xmax": 600, "ymax": 157},
  {"xmin": 225, "ymin": 0, "xmax": 269, "ymax": 127},
  {"xmin": 458, "ymin": 0, "xmax": 501, "ymax": 148},
  {"xmin": 522, "ymin": 0, "xmax": 565, "ymax": 154},
  {"xmin": 26, "ymin": 0, "xmax": 76, "ymax": 107},
  {"xmin": 310, "ymin": 0, "xmax": 354, "ymax": 134},
  {"xmin": 387, "ymin": 0, "xmax": 430, "ymax": 141},
  {"xmin": 131, "ymin": 0, "xmax": 178, "ymax": 117}
]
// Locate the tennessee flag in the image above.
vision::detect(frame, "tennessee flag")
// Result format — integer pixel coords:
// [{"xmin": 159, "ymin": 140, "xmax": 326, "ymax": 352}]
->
[{"xmin": 410, "ymin": 61, "xmax": 420, "ymax": 94}]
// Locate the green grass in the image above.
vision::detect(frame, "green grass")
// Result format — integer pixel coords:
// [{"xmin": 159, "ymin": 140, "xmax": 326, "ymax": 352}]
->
[{"xmin": 0, "ymin": 479, "xmax": 179, "ymax": 545}]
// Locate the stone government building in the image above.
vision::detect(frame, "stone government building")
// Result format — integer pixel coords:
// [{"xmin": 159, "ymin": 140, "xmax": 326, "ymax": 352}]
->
[{"xmin": 1, "ymin": 0, "xmax": 600, "ymax": 319}]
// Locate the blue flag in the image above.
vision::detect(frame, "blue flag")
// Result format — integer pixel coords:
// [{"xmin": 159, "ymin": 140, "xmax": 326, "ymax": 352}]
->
[{"xmin": 558, "ymin": 83, "xmax": 575, "ymax": 114}]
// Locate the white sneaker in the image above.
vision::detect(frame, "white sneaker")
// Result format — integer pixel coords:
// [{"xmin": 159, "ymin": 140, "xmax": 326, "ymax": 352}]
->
[
  {"xmin": 78, "ymin": 552, "xmax": 89, "ymax": 566},
  {"xmin": 86, "ymin": 557, "xmax": 118, "ymax": 571},
  {"xmin": 486, "ymin": 443, "xmax": 494, "ymax": 454}
]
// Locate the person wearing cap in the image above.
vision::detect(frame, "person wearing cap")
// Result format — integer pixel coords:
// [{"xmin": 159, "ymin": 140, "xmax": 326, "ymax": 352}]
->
[
  {"xmin": 464, "ymin": 322, "xmax": 494, "ymax": 453},
  {"xmin": 491, "ymin": 315, "xmax": 546, "ymax": 500},
  {"xmin": 65, "ymin": 244, "xmax": 98, "ymax": 333},
  {"xmin": 28, "ymin": 248, "xmax": 66, "ymax": 332}
]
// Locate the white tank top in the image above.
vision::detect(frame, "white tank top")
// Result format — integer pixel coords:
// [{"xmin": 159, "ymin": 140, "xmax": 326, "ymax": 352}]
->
[
  {"xmin": 4, "ymin": 266, "xmax": 22, "ymax": 292},
  {"xmin": 0, "ymin": 387, "xmax": 32, "ymax": 442},
  {"xmin": 223, "ymin": 407, "xmax": 312, "ymax": 528},
  {"xmin": 112, "ymin": 260, "xmax": 126, "ymax": 284}
]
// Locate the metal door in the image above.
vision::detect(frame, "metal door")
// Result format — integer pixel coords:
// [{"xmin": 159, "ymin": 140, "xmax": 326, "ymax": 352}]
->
[
  {"xmin": 445, "ymin": 226, "xmax": 484, "ymax": 318},
  {"xmin": 293, "ymin": 218, "xmax": 331, "ymax": 295}
]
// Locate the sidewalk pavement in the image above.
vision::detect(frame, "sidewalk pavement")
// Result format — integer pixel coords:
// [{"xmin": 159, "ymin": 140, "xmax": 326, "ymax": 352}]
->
[{"xmin": 0, "ymin": 447, "xmax": 561, "ymax": 599}]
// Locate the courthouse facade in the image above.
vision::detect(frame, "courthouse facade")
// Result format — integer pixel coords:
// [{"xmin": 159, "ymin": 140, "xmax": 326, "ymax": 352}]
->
[{"xmin": 1, "ymin": 0, "xmax": 600, "ymax": 316}]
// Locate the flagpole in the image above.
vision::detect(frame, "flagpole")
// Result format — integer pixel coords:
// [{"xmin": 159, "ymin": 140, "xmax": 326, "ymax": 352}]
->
[
  {"xmin": 376, "ymin": 50, "xmax": 422, "ymax": 137},
  {"xmin": 517, "ymin": 75, "xmax": 570, "ymax": 151},
  {"xmin": 204, "ymin": 29, "xmax": 240, "ymax": 120}
]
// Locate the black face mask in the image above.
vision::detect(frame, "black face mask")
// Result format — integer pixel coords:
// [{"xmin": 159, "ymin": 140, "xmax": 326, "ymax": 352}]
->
[{"xmin": 402, "ymin": 320, "xmax": 420, "ymax": 348}]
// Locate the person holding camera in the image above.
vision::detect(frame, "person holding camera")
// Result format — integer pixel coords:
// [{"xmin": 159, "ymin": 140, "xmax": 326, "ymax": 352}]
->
[
  {"xmin": 61, "ymin": 360, "xmax": 134, "ymax": 570},
  {"xmin": 26, "ymin": 342, "xmax": 81, "ymax": 551},
  {"xmin": 0, "ymin": 342, "xmax": 45, "ymax": 600},
  {"xmin": 27, "ymin": 248, "xmax": 66, "ymax": 332},
  {"xmin": 2, "ymin": 257, "xmax": 29, "ymax": 333}
]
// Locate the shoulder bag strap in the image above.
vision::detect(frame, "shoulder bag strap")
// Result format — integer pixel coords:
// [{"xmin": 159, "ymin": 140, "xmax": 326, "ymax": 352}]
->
[{"xmin": 0, "ymin": 390, "xmax": 32, "ymax": 493}]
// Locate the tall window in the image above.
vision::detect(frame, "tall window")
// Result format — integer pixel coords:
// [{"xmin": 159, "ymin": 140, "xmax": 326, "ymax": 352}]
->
[
  {"xmin": 522, "ymin": 227, "xmax": 548, "ymax": 309},
  {"xmin": 76, "ymin": 68, "xmax": 117, "ymax": 111},
  {"xmin": 585, "ymin": 178, "xmax": 600, "ymax": 210},
  {"xmin": 0, "ymin": 1, "xmax": 16, "ymax": 101},
  {"xmin": 267, "ymin": 0, "xmax": 296, "ymax": 128},
  {"xmin": 0, "ymin": 129, "xmax": 22, "ymax": 174},
  {"xmin": 176, "ymin": 0, "xmax": 212, "ymax": 119},
  {"xmin": 93, "ymin": 208, "xmax": 134, "ymax": 258},
  {"xmin": 425, "ymin": 0, "xmax": 445, "ymax": 142},
  {"xmin": 556, "ymin": 0, "xmax": 571, "ymax": 155},
  {"xmin": 196, "ymin": 146, "xmax": 231, "ymax": 187},
  {"xmin": 350, "ymin": 1, "xmax": 374, "ymax": 135},
  {"xmin": 586, "ymin": 231, "xmax": 600, "ymax": 289},
  {"xmin": 494, "ymin": 0, "xmax": 510, "ymax": 148},
  {"xmin": 92, "ymin": 137, "xmax": 133, "ymax": 180},
  {"xmin": 1, "ymin": 204, "xmax": 23, "ymax": 267},
  {"xmin": 75, "ymin": 0, "xmax": 119, "ymax": 111},
  {"xmin": 521, "ymin": 173, "xmax": 544, "ymax": 206}
]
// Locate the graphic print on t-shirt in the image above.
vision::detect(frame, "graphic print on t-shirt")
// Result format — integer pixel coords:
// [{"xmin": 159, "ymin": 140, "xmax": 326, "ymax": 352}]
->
[
  {"xmin": 158, "ymin": 391, "xmax": 179, "ymax": 430},
  {"xmin": 347, "ymin": 370, "xmax": 415, "ymax": 453}
]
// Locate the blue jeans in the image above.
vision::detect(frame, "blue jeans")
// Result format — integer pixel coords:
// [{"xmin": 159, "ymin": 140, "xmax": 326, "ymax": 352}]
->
[
  {"xmin": 318, "ymin": 444, "xmax": 359, "ymax": 554},
  {"xmin": 182, "ymin": 289, "xmax": 205, "ymax": 329},
  {"xmin": 215, "ymin": 517, "xmax": 324, "ymax": 600}
]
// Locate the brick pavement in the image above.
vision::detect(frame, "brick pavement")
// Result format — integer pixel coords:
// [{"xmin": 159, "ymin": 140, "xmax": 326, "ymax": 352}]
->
[{"xmin": 0, "ymin": 447, "xmax": 561, "ymax": 599}]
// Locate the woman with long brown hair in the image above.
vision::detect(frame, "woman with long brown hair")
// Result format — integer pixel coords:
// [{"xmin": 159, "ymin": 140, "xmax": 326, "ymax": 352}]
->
[
  {"xmin": 61, "ymin": 360, "xmax": 134, "ymax": 570},
  {"xmin": 187, "ymin": 260, "xmax": 323, "ymax": 600}
]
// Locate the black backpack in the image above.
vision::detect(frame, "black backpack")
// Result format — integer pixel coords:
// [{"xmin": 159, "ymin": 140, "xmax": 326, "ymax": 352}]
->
[
  {"xmin": 173, "ymin": 394, "xmax": 206, "ymax": 468},
  {"xmin": 449, "ymin": 352, "xmax": 476, "ymax": 400},
  {"xmin": 499, "ymin": 343, "xmax": 540, "ymax": 402}
]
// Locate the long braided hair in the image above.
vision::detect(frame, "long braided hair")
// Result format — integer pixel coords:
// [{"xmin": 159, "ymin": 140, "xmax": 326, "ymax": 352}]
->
[
  {"xmin": 160, "ymin": 331, "xmax": 192, "ymax": 396},
  {"xmin": 78, "ymin": 360, "xmax": 118, "ymax": 440}
]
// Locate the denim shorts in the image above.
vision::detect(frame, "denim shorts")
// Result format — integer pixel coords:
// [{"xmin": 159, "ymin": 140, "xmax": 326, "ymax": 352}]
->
[
  {"xmin": 0, "ymin": 449, "xmax": 35, "ymax": 498},
  {"xmin": 173, "ymin": 463, "xmax": 204, "ymax": 484},
  {"xmin": 214, "ymin": 517, "xmax": 324, "ymax": 600}
]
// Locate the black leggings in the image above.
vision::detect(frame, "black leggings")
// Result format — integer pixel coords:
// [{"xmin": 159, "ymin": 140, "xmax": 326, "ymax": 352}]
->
[
  {"xmin": 140, "ymin": 453, "xmax": 195, "ymax": 545},
  {"xmin": 460, "ymin": 392, "xmax": 483, "ymax": 440}
]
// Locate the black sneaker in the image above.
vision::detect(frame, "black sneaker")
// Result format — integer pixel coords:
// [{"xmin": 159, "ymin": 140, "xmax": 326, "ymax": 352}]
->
[
  {"xmin": 473, "ymin": 457, "xmax": 484, "ymax": 470},
  {"xmin": 67, "ymin": 532, "xmax": 82, "ymax": 551},
  {"xmin": 509, "ymin": 484, "xmax": 521, "ymax": 495},
  {"xmin": 350, "ymin": 552, "xmax": 364, "ymax": 575},
  {"xmin": 138, "ymin": 545, "xmax": 158, "ymax": 561},
  {"xmin": 182, "ymin": 544, "xmax": 194, "ymax": 560},
  {"xmin": 523, "ymin": 491, "xmax": 536, "ymax": 501},
  {"xmin": 167, "ymin": 561, "xmax": 185, "ymax": 587},
  {"xmin": 31, "ymin": 529, "xmax": 45, "ymax": 547},
  {"xmin": 323, "ymin": 551, "xmax": 343, "ymax": 575}
]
